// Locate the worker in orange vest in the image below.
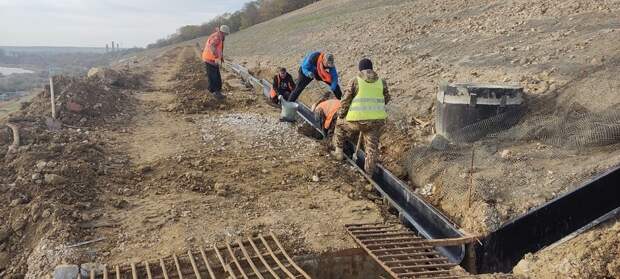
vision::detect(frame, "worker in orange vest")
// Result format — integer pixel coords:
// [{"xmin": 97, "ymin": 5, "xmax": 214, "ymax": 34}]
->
[
  {"xmin": 311, "ymin": 93, "xmax": 341, "ymax": 135},
  {"xmin": 202, "ymin": 25, "xmax": 230, "ymax": 100},
  {"xmin": 287, "ymin": 51, "xmax": 342, "ymax": 102},
  {"xmin": 269, "ymin": 67, "xmax": 296, "ymax": 104}
]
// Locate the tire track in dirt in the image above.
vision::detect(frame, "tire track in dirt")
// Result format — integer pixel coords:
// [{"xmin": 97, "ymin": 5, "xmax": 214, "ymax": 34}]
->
[{"xmin": 119, "ymin": 47, "xmax": 204, "ymax": 165}]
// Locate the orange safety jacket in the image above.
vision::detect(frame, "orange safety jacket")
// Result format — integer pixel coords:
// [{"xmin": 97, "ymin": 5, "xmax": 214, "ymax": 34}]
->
[
  {"xmin": 316, "ymin": 53, "xmax": 332, "ymax": 84},
  {"xmin": 202, "ymin": 31, "xmax": 224, "ymax": 63},
  {"xmin": 316, "ymin": 99, "xmax": 341, "ymax": 130},
  {"xmin": 270, "ymin": 74, "xmax": 294, "ymax": 98}
]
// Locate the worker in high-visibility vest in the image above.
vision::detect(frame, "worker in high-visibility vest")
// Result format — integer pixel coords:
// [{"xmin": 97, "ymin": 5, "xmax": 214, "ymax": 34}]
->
[
  {"xmin": 202, "ymin": 25, "xmax": 230, "ymax": 100},
  {"xmin": 332, "ymin": 58, "xmax": 390, "ymax": 175},
  {"xmin": 311, "ymin": 92, "xmax": 341, "ymax": 135}
]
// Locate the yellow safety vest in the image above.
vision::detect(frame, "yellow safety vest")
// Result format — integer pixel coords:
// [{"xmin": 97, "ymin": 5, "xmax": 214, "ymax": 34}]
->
[{"xmin": 346, "ymin": 77, "xmax": 387, "ymax": 121}]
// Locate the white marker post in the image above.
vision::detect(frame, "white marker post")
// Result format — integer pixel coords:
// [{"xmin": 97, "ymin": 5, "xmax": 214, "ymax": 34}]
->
[{"xmin": 49, "ymin": 66, "xmax": 56, "ymax": 119}]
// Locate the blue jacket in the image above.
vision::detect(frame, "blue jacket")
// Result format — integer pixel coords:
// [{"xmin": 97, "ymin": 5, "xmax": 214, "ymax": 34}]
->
[{"xmin": 300, "ymin": 51, "xmax": 339, "ymax": 92}]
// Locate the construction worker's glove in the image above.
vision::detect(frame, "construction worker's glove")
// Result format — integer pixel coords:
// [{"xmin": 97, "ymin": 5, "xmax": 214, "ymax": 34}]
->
[{"xmin": 307, "ymin": 72, "xmax": 315, "ymax": 79}]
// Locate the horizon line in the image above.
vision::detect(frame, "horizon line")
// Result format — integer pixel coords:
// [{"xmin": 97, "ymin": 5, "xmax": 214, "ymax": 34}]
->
[{"xmin": 0, "ymin": 45, "xmax": 142, "ymax": 49}]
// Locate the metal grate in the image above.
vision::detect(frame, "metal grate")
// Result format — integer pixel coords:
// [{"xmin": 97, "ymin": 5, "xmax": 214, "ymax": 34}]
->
[
  {"xmin": 345, "ymin": 223, "xmax": 472, "ymax": 279},
  {"xmin": 81, "ymin": 232, "xmax": 310, "ymax": 279}
]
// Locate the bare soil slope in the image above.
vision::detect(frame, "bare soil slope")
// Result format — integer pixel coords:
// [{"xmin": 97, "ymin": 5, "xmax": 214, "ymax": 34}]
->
[{"xmin": 185, "ymin": 0, "xmax": 620, "ymax": 277}]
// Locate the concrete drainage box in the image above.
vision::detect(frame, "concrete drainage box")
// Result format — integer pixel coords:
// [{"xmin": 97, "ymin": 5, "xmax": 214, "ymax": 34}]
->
[{"xmin": 435, "ymin": 82, "xmax": 524, "ymax": 143}]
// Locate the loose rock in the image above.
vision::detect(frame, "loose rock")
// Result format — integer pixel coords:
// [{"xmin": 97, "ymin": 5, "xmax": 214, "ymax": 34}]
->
[{"xmin": 44, "ymin": 174, "xmax": 68, "ymax": 185}]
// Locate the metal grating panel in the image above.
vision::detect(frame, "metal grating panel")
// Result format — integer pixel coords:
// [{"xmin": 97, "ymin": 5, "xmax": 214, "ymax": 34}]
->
[
  {"xmin": 345, "ymin": 223, "xmax": 470, "ymax": 279},
  {"xmin": 79, "ymin": 233, "xmax": 310, "ymax": 279}
]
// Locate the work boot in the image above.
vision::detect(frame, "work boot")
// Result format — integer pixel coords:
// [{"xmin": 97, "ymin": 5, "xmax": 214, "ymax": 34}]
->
[
  {"xmin": 213, "ymin": 91, "xmax": 226, "ymax": 100},
  {"xmin": 331, "ymin": 147, "xmax": 344, "ymax": 161}
]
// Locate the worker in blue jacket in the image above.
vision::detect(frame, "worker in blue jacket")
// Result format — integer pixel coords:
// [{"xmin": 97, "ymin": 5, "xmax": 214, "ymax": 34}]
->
[{"xmin": 287, "ymin": 51, "xmax": 342, "ymax": 102}]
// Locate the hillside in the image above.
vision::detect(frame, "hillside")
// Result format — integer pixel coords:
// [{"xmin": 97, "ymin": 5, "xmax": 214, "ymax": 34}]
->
[{"xmin": 214, "ymin": 0, "xmax": 620, "ymax": 277}]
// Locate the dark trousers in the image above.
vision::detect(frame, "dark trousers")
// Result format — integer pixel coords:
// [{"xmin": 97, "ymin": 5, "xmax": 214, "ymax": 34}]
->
[
  {"xmin": 271, "ymin": 89, "xmax": 291, "ymax": 104},
  {"xmin": 277, "ymin": 89, "xmax": 292, "ymax": 101},
  {"xmin": 205, "ymin": 62, "xmax": 222, "ymax": 93},
  {"xmin": 288, "ymin": 67, "xmax": 342, "ymax": 102}
]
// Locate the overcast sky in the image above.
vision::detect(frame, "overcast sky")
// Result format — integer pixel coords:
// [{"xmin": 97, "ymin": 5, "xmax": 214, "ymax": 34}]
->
[{"xmin": 0, "ymin": 0, "xmax": 247, "ymax": 48}]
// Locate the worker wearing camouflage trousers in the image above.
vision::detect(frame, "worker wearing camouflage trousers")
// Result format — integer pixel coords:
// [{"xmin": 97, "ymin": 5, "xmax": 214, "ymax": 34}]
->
[
  {"xmin": 333, "ymin": 120, "xmax": 384, "ymax": 174},
  {"xmin": 332, "ymin": 58, "xmax": 390, "ymax": 175}
]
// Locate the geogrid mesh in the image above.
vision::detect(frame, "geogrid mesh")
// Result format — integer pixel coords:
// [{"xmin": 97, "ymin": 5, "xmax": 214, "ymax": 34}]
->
[
  {"xmin": 498, "ymin": 106, "xmax": 620, "ymax": 148},
  {"xmin": 438, "ymin": 99, "xmax": 620, "ymax": 149},
  {"xmin": 405, "ymin": 95, "xmax": 620, "ymax": 223},
  {"xmin": 440, "ymin": 105, "xmax": 528, "ymax": 144}
]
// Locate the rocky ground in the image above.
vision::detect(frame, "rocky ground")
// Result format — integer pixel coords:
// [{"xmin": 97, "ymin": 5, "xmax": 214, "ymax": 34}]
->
[
  {"xmin": 182, "ymin": 0, "xmax": 619, "ymax": 277},
  {"xmin": 0, "ymin": 66, "xmax": 139, "ymax": 277},
  {"xmin": 87, "ymin": 46, "xmax": 387, "ymax": 267},
  {"xmin": 219, "ymin": 0, "xmax": 620, "ymax": 230},
  {"xmin": 0, "ymin": 44, "xmax": 396, "ymax": 278},
  {"xmin": 2, "ymin": 0, "xmax": 619, "ymax": 278},
  {"xmin": 514, "ymin": 218, "xmax": 620, "ymax": 278}
]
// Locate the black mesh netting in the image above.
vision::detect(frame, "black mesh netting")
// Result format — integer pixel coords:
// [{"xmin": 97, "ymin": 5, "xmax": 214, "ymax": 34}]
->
[
  {"xmin": 439, "ymin": 101, "xmax": 620, "ymax": 149},
  {"xmin": 442, "ymin": 105, "xmax": 528, "ymax": 143},
  {"xmin": 497, "ymin": 106, "xmax": 620, "ymax": 148}
]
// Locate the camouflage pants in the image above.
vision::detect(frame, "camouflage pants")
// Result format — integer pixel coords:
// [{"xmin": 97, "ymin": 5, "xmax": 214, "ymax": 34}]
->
[{"xmin": 333, "ymin": 119, "xmax": 384, "ymax": 174}]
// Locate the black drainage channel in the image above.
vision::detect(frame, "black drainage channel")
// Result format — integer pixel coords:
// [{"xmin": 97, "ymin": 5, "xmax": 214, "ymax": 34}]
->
[
  {"xmin": 225, "ymin": 62, "xmax": 466, "ymax": 264},
  {"xmin": 224, "ymin": 62, "xmax": 620, "ymax": 273},
  {"xmin": 475, "ymin": 165, "xmax": 620, "ymax": 273}
]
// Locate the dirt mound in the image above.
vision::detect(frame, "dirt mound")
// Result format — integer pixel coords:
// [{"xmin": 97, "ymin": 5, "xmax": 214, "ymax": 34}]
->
[
  {"xmin": 166, "ymin": 48, "xmax": 257, "ymax": 114},
  {"xmin": 0, "ymin": 117, "xmax": 129, "ymax": 277},
  {"xmin": 87, "ymin": 67, "xmax": 150, "ymax": 90},
  {"xmin": 15, "ymin": 75, "xmax": 133, "ymax": 127},
  {"xmin": 0, "ymin": 68, "xmax": 140, "ymax": 277}
]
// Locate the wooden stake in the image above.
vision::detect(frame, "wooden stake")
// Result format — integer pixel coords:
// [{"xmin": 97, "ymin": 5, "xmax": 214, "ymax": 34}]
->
[
  {"xmin": 467, "ymin": 146, "xmax": 475, "ymax": 208},
  {"xmin": 353, "ymin": 131, "xmax": 363, "ymax": 161}
]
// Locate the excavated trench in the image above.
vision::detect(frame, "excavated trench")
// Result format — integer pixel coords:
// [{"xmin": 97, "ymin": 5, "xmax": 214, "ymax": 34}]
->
[
  {"xmin": 297, "ymin": 249, "xmax": 389, "ymax": 278},
  {"xmin": 59, "ymin": 236, "xmax": 387, "ymax": 278},
  {"xmin": 227, "ymin": 61, "xmax": 620, "ymax": 274},
  {"xmin": 475, "ymin": 165, "xmax": 620, "ymax": 273}
]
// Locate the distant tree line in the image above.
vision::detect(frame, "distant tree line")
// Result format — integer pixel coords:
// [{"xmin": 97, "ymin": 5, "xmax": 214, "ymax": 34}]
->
[{"xmin": 147, "ymin": 0, "xmax": 318, "ymax": 49}]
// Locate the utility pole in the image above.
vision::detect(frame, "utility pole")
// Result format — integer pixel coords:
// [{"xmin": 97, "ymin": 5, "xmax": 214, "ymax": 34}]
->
[{"xmin": 111, "ymin": 41, "xmax": 115, "ymax": 52}]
